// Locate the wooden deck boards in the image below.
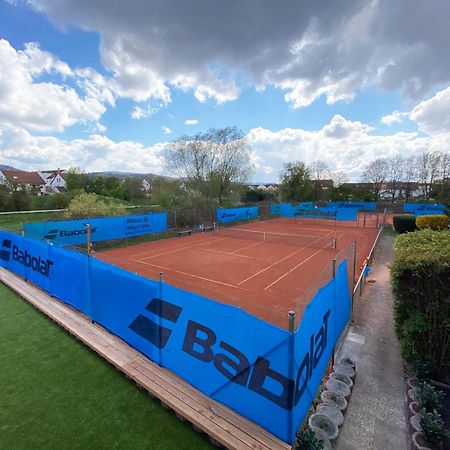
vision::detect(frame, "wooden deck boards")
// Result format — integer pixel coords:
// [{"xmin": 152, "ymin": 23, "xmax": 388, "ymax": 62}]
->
[{"xmin": 0, "ymin": 267, "xmax": 291, "ymax": 450}]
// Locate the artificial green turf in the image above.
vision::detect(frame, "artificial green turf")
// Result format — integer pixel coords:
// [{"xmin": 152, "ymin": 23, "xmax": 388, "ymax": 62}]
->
[{"xmin": 0, "ymin": 283, "xmax": 213, "ymax": 450}]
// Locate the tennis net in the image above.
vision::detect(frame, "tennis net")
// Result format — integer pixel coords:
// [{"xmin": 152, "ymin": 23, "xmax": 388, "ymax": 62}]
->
[{"xmin": 215, "ymin": 226, "xmax": 336, "ymax": 250}]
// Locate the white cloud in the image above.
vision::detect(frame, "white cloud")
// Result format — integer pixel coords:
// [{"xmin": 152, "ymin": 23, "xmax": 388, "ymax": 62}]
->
[
  {"xmin": 162, "ymin": 126, "xmax": 173, "ymax": 135},
  {"xmin": 381, "ymin": 110, "xmax": 408, "ymax": 126},
  {"xmin": 0, "ymin": 39, "xmax": 113, "ymax": 133},
  {"xmin": 131, "ymin": 104, "xmax": 163, "ymax": 120},
  {"xmin": 409, "ymin": 86, "xmax": 450, "ymax": 134},
  {"xmin": 23, "ymin": 0, "xmax": 450, "ymax": 107},
  {"xmin": 184, "ymin": 119, "xmax": 198, "ymax": 126}
]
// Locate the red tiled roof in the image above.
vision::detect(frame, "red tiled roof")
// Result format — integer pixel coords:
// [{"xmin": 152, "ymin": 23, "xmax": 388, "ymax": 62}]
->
[{"xmin": 1, "ymin": 170, "xmax": 44, "ymax": 185}]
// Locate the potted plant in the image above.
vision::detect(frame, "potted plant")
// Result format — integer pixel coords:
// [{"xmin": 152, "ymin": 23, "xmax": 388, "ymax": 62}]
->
[
  {"xmin": 411, "ymin": 431, "xmax": 432, "ymax": 450},
  {"xmin": 320, "ymin": 391, "xmax": 347, "ymax": 413},
  {"xmin": 414, "ymin": 382, "xmax": 444, "ymax": 411},
  {"xmin": 325, "ymin": 379, "xmax": 351, "ymax": 399},
  {"xmin": 316, "ymin": 403, "xmax": 344, "ymax": 427},
  {"xmin": 329, "ymin": 372, "xmax": 353, "ymax": 388},
  {"xmin": 308, "ymin": 413, "xmax": 339, "ymax": 440},
  {"xmin": 333, "ymin": 363, "xmax": 355, "ymax": 380},
  {"xmin": 340, "ymin": 356, "xmax": 356, "ymax": 369},
  {"xmin": 420, "ymin": 409, "xmax": 450, "ymax": 450},
  {"xmin": 294, "ymin": 426, "xmax": 326, "ymax": 450}
]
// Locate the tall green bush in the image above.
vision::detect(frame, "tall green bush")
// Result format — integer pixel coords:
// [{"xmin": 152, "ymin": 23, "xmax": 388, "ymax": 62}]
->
[
  {"xmin": 393, "ymin": 214, "xmax": 417, "ymax": 233},
  {"xmin": 391, "ymin": 229, "xmax": 450, "ymax": 380}
]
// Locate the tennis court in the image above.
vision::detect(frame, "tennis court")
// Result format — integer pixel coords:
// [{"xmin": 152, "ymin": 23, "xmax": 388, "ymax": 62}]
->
[{"xmin": 96, "ymin": 218, "xmax": 379, "ymax": 329}]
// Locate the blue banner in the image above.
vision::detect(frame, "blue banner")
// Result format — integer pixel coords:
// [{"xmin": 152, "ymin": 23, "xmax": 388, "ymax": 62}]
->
[
  {"xmin": 328, "ymin": 201, "xmax": 376, "ymax": 210},
  {"xmin": 403, "ymin": 203, "xmax": 446, "ymax": 216},
  {"xmin": 276, "ymin": 204, "xmax": 357, "ymax": 221},
  {"xmin": 216, "ymin": 207, "xmax": 259, "ymax": 223},
  {"xmin": 23, "ymin": 212, "xmax": 168, "ymax": 246},
  {"xmin": 0, "ymin": 230, "xmax": 351, "ymax": 444}
]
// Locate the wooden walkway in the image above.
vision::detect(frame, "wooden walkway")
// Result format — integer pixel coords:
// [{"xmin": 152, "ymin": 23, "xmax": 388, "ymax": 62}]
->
[{"xmin": 0, "ymin": 267, "xmax": 291, "ymax": 450}]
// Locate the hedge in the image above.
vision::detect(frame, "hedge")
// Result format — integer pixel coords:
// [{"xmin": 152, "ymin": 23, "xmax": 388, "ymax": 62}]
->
[
  {"xmin": 391, "ymin": 229, "xmax": 450, "ymax": 380},
  {"xmin": 393, "ymin": 215, "xmax": 417, "ymax": 234},
  {"xmin": 416, "ymin": 214, "xmax": 449, "ymax": 231}
]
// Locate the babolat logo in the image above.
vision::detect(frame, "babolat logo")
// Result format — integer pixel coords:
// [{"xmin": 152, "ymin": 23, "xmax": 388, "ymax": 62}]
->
[
  {"xmin": 220, "ymin": 212, "xmax": 237, "ymax": 219},
  {"xmin": 44, "ymin": 227, "xmax": 98, "ymax": 240},
  {"xmin": 2, "ymin": 240, "xmax": 53, "ymax": 277},
  {"xmin": 129, "ymin": 299, "xmax": 331, "ymax": 410},
  {"xmin": 0, "ymin": 239, "xmax": 12, "ymax": 261}
]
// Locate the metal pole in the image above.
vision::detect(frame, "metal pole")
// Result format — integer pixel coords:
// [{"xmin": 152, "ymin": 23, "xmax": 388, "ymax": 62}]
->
[
  {"xmin": 383, "ymin": 207, "xmax": 387, "ymax": 226},
  {"xmin": 332, "ymin": 258, "xmax": 336, "ymax": 365},
  {"xmin": 351, "ymin": 241, "xmax": 357, "ymax": 321},
  {"xmin": 288, "ymin": 310, "xmax": 295, "ymax": 441}
]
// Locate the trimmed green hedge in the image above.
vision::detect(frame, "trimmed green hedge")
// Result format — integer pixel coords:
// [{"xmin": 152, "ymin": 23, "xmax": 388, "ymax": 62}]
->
[
  {"xmin": 392, "ymin": 229, "xmax": 450, "ymax": 380},
  {"xmin": 393, "ymin": 215, "xmax": 417, "ymax": 233},
  {"xmin": 416, "ymin": 214, "xmax": 449, "ymax": 231}
]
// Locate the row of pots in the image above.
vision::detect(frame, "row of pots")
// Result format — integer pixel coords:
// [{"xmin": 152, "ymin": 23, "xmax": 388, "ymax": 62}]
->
[
  {"xmin": 407, "ymin": 378, "xmax": 432, "ymax": 450},
  {"xmin": 308, "ymin": 358, "xmax": 356, "ymax": 449}
]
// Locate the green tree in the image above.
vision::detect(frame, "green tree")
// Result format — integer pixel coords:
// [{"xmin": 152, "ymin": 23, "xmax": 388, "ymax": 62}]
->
[
  {"xmin": 121, "ymin": 177, "xmax": 145, "ymax": 201},
  {"xmin": 279, "ymin": 161, "xmax": 313, "ymax": 201},
  {"xmin": 66, "ymin": 193, "xmax": 125, "ymax": 219},
  {"xmin": 65, "ymin": 168, "xmax": 91, "ymax": 192},
  {"xmin": 164, "ymin": 126, "xmax": 253, "ymax": 206}
]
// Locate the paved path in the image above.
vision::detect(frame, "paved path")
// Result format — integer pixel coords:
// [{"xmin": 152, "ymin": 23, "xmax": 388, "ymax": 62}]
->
[{"xmin": 335, "ymin": 234, "xmax": 408, "ymax": 450}]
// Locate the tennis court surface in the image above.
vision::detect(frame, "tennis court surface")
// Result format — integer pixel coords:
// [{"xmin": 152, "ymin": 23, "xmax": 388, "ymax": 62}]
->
[{"xmin": 96, "ymin": 218, "xmax": 379, "ymax": 329}]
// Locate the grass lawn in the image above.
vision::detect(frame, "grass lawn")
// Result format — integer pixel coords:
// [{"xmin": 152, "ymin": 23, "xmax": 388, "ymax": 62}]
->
[
  {"xmin": 0, "ymin": 283, "xmax": 213, "ymax": 450},
  {"xmin": 0, "ymin": 211, "xmax": 66, "ymax": 232}
]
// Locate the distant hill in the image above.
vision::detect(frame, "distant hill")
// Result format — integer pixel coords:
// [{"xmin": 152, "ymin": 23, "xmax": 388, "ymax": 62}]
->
[
  {"xmin": 87, "ymin": 171, "xmax": 174, "ymax": 181},
  {"xmin": 0, "ymin": 165, "xmax": 21, "ymax": 171}
]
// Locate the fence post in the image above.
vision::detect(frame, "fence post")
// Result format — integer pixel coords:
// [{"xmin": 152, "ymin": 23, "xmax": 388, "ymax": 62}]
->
[
  {"xmin": 351, "ymin": 241, "xmax": 357, "ymax": 321},
  {"xmin": 331, "ymin": 258, "xmax": 337, "ymax": 366},
  {"xmin": 288, "ymin": 310, "xmax": 295, "ymax": 443}
]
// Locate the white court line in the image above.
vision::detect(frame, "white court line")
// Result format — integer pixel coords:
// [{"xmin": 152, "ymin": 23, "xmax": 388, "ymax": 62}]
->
[
  {"xmin": 130, "ymin": 258, "xmax": 241, "ymax": 289},
  {"xmin": 237, "ymin": 232, "xmax": 334, "ymax": 286},
  {"xmin": 229, "ymin": 239, "xmax": 268, "ymax": 254},
  {"xmin": 137, "ymin": 237, "xmax": 228, "ymax": 260},
  {"xmin": 264, "ymin": 233, "xmax": 344, "ymax": 290},
  {"xmin": 198, "ymin": 247, "xmax": 270, "ymax": 261}
]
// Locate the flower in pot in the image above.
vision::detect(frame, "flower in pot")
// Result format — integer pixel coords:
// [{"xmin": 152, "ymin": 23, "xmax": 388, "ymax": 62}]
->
[{"xmin": 308, "ymin": 413, "xmax": 339, "ymax": 440}]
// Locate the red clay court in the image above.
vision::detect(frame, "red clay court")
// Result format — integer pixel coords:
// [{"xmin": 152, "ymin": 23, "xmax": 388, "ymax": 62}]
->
[{"xmin": 96, "ymin": 217, "xmax": 379, "ymax": 329}]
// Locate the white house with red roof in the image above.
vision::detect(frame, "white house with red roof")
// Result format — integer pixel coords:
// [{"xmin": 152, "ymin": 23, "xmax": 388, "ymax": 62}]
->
[
  {"xmin": 0, "ymin": 169, "xmax": 46, "ymax": 194},
  {"xmin": 37, "ymin": 169, "xmax": 67, "ymax": 194}
]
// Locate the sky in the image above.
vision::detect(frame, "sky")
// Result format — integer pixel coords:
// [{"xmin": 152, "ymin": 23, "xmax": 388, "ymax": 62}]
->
[{"xmin": 0, "ymin": 0, "xmax": 449, "ymax": 182}]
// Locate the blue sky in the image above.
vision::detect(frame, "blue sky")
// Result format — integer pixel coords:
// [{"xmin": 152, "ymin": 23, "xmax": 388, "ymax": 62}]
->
[{"xmin": 0, "ymin": 0, "xmax": 449, "ymax": 181}]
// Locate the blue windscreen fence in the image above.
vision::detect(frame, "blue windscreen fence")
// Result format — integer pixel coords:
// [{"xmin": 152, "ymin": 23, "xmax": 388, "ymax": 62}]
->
[
  {"xmin": 273, "ymin": 204, "xmax": 358, "ymax": 221},
  {"xmin": 23, "ymin": 212, "xmax": 168, "ymax": 246},
  {"xmin": 216, "ymin": 206, "xmax": 259, "ymax": 223},
  {"xmin": 328, "ymin": 201, "xmax": 376, "ymax": 211},
  {"xmin": 403, "ymin": 203, "xmax": 447, "ymax": 216},
  {"xmin": 0, "ymin": 230, "xmax": 351, "ymax": 444}
]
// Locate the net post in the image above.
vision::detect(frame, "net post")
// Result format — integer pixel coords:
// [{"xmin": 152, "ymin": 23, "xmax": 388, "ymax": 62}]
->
[
  {"xmin": 351, "ymin": 241, "xmax": 357, "ymax": 321},
  {"xmin": 159, "ymin": 272, "xmax": 164, "ymax": 298},
  {"xmin": 383, "ymin": 207, "xmax": 387, "ymax": 226},
  {"xmin": 288, "ymin": 310, "xmax": 295, "ymax": 441}
]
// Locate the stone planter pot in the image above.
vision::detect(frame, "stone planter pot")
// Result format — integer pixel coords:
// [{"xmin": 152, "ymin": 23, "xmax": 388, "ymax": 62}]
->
[
  {"xmin": 325, "ymin": 378, "xmax": 351, "ymax": 399},
  {"xmin": 411, "ymin": 431, "xmax": 432, "ymax": 450},
  {"xmin": 333, "ymin": 363, "xmax": 356, "ymax": 380},
  {"xmin": 316, "ymin": 402, "xmax": 344, "ymax": 427},
  {"xmin": 410, "ymin": 413, "xmax": 422, "ymax": 434},
  {"xmin": 308, "ymin": 413, "xmax": 339, "ymax": 441},
  {"xmin": 407, "ymin": 377, "xmax": 419, "ymax": 390},
  {"xmin": 339, "ymin": 357, "xmax": 356, "ymax": 370},
  {"xmin": 409, "ymin": 401, "xmax": 421, "ymax": 420},
  {"xmin": 408, "ymin": 387, "xmax": 418, "ymax": 402},
  {"xmin": 329, "ymin": 371, "xmax": 353, "ymax": 388},
  {"xmin": 320, "ymin": 391, "xmax": 348, "ymax": 413}
]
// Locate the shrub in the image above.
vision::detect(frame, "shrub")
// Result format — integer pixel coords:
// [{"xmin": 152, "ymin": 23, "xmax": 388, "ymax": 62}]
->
[
  {"xmin": 420, "ymin": 409, "xmax": 450, "ymax": 445},
  {"xmin": 66, "ymin": 193, "xmax": 126, "ymax": 219},
  {"xmin": 391, "ymin": 229, "xmax": 450, "ymax": 380},
  {"xmin": 414, "ymin": 382, "xmax": 445, "ymax": 411},
  {"xmin": 294, "ymin": 427, "xmax": 324, "ymax": 450},
  {"xmin": 393, "ymin": 215, "xmax": 417, "ymax": 233},
  {"xmin": 416, "ymin": 214, "xmax": 449, "ymax": 231}
]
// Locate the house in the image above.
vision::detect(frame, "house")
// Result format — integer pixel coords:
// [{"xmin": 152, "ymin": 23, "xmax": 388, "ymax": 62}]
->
[
  {"xmin": 38, "ymin": 169, "xmax": 67, "ymax": 194},
  {"xmin": 246, "ymin": 183, "xmax": 279, "ymax": 191},
  {"xmin": 0, "ymin": 170, "xmax": 46, "ymax": 195}
]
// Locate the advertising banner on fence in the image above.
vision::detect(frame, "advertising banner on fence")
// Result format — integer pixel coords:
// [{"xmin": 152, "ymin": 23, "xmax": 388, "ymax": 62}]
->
[
  {"xmin": 216, "ymin": 207, "xmax": 258, "ymax": 223},
  {"xmin": 328, "ymin": 201, "xmax": 376, "ymax": 210},
  {"xmin": 0, "ymin": 230, "xmax": 351, "ymax": 444},
  {"xmin": 403, "ymin": 203, "xmax": 446, "ymax": 216},
  {"xmin": 23, "ymin": 212, "xmax": 168, "ymax": 246}
]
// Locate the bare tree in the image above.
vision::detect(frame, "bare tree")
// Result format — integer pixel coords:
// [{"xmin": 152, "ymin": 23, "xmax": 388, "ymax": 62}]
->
[
  {"xmin": 403, "ymin": 155, "xmax": 417, "ymax": 203},
  {"xmin": 329, "ymin": 171, "xmax": 348, "ymax": 187},
  {"xmin": 164, "ymin": 126, "xmax": 254, "ymax": 205},
  {"xmin": 386, "ymin": 155, "xmax": 404, "ymax": 202},
  {"xmin": 362, "ymin": 158, "xmax": 389, "ymax": 200},
  {"xmin": 416, "ymin": 151, "xmax": 442, "ymax": 201}
]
